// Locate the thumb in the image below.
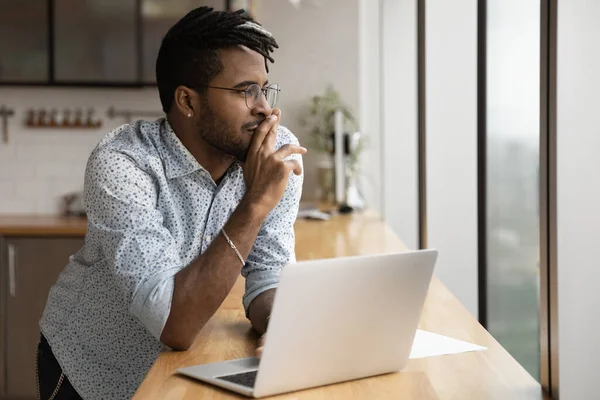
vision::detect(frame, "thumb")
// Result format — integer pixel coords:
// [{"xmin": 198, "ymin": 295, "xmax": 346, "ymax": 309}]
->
[{"xmin": 285, "ymin": 159, "xmax": 303, "ymax": 176}]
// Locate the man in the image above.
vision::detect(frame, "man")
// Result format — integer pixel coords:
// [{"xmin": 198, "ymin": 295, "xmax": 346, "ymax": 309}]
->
[{"xmin": 37, "ymin": 7, "xmax": 306, "ymax": 399}]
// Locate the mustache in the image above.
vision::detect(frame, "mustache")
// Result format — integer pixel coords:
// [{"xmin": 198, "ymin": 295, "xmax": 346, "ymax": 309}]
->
[{"xmin": 242, "ymin": 118, "xmax": 266, "ymax": 131}]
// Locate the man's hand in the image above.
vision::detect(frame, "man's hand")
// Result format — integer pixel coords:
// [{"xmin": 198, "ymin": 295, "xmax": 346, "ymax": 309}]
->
[
  {"xmin": 242, "ymin": 109, "xmax": 307, "ymax": 215},
  {"xmin": 256, "ymin": 334, "xmax": 266, "ymax": 358}
]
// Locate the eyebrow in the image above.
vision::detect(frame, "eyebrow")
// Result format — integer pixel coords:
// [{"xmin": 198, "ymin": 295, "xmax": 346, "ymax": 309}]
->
[{"xmin": 232, "ymin": 80, "xmax": 269, "ymax": 89}]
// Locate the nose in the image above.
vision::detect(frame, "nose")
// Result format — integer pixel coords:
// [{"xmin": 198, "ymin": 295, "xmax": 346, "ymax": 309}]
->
[{"xmin": 251, "ymin": 91, "xmax": 272, "ymax": 118}]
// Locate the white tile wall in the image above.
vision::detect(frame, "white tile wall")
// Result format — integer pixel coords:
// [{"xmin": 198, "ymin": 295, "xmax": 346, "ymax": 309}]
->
[{"xmin": 0, "ymin": 87, "xmax": 162, "ymax": 214}]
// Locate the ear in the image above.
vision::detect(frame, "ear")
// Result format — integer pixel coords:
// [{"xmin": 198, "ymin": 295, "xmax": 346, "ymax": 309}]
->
[{"xmin": 173, "ymin": 86, "xmax": 199, "ymax": 118}]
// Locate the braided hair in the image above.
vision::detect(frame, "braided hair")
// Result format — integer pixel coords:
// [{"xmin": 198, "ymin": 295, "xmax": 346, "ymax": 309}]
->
[{"xmin": 156, "ymin": 6, "xmax": 279, "ymax": 113}]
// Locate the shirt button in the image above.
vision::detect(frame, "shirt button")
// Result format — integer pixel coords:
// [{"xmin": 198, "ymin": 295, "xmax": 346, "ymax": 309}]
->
[{"xmin": 205, "ymin": 235, "xmax": 211, "ymax": 243}]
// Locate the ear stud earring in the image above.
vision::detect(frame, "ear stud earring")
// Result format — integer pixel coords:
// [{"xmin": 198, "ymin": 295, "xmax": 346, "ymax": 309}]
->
[{"xmin": 187, "ymin": 113, "xmax": 192, "ymax": 117}]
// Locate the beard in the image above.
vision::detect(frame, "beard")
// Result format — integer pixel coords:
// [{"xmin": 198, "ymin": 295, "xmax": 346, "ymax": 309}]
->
[{"xmin": 196, "ymin": 103, "xmax": 257, "ymax": 163}]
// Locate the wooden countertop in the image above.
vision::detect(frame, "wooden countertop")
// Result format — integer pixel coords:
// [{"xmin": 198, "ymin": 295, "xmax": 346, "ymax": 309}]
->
[
  {"xmin": 133, "ymin": 210, "xmax": 549, "ymax": 400},
  {"xmin": 0, "ymin": 215, "xmax": 88, "ymax": 236}
]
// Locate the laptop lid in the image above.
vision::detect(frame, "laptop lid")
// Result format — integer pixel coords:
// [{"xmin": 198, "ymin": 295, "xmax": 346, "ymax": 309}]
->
[{"xmin": 253, "ymin": 249, "xmax": 438, "ymax": 398}]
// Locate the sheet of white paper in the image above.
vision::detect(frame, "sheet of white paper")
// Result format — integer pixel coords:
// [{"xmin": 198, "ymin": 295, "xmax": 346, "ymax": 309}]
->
[{"xmin": 409, "ymin": 330, "xmax": 487, "ymax": 359}]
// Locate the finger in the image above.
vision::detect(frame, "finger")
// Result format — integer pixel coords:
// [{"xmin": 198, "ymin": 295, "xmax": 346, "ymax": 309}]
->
[
  {"xmin": 285, "ymin": 159, "xmax": 303, "ymax": 176},
  {"xmin": 248, "ymin": 114, "xmax": 279, "ymax": 157},
  {"xmin": 256, "ymin": 346, "xmax": 264, "ymax": 359},
  {"xmin": 274, "ymin": 144, "xmax": 307, "ymax": 159},
  {"xmin": 273, "ymin": 108, "xmax": 281, "ymax": 120},
  {"xmin": 248, "ymin": 114, "xmax": 277, "ymax": 155},
  {"xmin": 263, "ymin": 109, "xmax": 281, "ymax": 152}
]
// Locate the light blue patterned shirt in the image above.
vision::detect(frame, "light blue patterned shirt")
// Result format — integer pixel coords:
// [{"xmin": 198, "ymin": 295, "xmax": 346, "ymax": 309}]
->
[{"xmin": 40, "ymin": 118, "xmax": 303, "ymax": 399}]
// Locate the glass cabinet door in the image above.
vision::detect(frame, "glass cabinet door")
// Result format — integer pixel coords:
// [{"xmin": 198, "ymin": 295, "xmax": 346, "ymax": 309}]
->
[
  {"xmin": 141, "ymin": 0, "xmax": 225, "ymax": 83},
  {"xmin": 53, "ymin": 0, "xmax": 138, "ymax": 82},
  {"xmin": 0, "ymin": 0, "xmax": 49, "ymax": 82}
]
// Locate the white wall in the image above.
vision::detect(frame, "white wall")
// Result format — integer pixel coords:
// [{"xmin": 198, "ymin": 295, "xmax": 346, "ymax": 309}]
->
[
  {"xmin": 0, "ymin": 1, "xmax": 361, "ymax": 214},
  {"xmin": 381, "ymin": 0, "xmax": 419, "ymax": 250},
  {"xmin": 358, "ymin": 0, "xmax": 383, "ymax": 215},
  {"xmin": 425, "ymin": 0, "xmax": 478, "ymax": 317},
  {"xmin": 254, "ymin": 0, "xmax": 360, "ymax": 202},
  {"xmin": 556, "ymin": 2, "xmax": 600, "ymax": 398},
  {"xmin": 358, "ymin": 0, "xmax": 420, "ymax": 250}
]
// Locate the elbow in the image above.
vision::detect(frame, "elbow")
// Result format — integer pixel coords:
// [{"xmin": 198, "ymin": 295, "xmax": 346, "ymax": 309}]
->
[
  {"xmin": 160, "ymin": 330, "xmax": 194, "ymax": 351},
  {"xmin": 163, "ymin": 337, "xmax": 193, "ymax": 351},
  {"xmin": 160, "ymin": 321, "xmax": 198, "ymax": 351}
]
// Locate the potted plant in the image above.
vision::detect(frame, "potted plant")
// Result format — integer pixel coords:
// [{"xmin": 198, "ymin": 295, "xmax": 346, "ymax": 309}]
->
[
  {"xmin": 298, "ymin": 85, "xmax": 358, "ymax": 154},
  {"xmin": 298, "ymin": 85, "xmax": 365, "ymax": 208}
]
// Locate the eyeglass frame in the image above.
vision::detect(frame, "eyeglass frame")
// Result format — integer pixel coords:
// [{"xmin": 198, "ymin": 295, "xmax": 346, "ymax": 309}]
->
[{"xmin": 190, "ymin": 83, "xmax": 281, "ymax": 109}]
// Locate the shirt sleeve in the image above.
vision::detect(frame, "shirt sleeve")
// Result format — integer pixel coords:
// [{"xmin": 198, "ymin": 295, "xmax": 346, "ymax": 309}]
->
[
  {"xmin": 241, "ymin": 129, "xmax": 304, "ymax": 315},
  {"xmin": 84, "ymin": 148, "xmax": 180, "ymax": 341}
]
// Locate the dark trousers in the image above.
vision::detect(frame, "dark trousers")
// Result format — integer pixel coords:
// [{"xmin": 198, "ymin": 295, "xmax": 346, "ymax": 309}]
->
[{"xmin": 37, "ymin": 334, "xmax": 82, "ymax": 400}]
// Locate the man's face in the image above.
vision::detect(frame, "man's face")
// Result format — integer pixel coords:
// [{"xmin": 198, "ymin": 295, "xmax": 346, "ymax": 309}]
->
[{"xmin": 196, "ymin": 46, "xmax": 272, "ymax": 162}]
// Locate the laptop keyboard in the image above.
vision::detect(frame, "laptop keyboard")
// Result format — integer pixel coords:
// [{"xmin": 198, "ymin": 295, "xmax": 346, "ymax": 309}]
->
[{"xmin": 216, "ymin": 370, "xmax": 258, "ymax": 388}]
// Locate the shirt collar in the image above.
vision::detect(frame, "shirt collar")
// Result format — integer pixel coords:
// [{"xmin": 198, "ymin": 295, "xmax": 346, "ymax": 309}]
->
[
  {"xmin": 156, "ymin": 118, "xmax": 242, "ymax": 180},
  {"xmin": 155, "ymin": 118, "xmax": 204, "ymax": 179}
]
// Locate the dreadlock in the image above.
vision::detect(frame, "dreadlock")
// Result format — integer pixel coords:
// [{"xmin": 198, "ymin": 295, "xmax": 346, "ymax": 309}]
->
[{"xmin": 156, "ymin": 6, "xmax": 279, "ymax": 113}]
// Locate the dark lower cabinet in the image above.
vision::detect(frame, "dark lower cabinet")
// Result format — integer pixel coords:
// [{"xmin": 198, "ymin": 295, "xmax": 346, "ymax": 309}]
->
[{"xmin": 0, "ymin": 237, "xmax": 84, "ymax": 399}]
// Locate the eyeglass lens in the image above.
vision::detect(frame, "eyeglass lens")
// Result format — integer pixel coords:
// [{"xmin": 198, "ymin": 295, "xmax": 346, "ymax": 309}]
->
[{"xmin": 246, "ymin": 84, "xmax": 279, "ymax": 109}]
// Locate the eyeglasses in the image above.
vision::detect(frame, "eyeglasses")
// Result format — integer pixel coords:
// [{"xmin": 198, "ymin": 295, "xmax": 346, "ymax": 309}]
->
[{"xmin": 194, "ymin": 83, "xmax": 280, "ymax": 109}]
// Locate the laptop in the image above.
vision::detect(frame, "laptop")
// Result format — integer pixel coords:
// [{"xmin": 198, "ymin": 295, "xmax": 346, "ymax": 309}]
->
[{"xmin": 177, "ymin": 249, "xmax": 438, "ymax": 398}]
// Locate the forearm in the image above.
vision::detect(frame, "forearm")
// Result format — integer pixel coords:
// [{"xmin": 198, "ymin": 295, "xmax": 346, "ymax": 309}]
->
[
  {"xmin": 248, "ymin": 289, "xmax": 276, "ymax": 335},
  {"xmin": 160, "ymin": 198, "xmax": 269, "ymax": 350}
]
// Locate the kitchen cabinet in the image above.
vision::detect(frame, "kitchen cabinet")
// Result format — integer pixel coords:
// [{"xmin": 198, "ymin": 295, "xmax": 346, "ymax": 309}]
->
[
  {"xmin": 0, "ymin": 0, "xmax": 49, "ymax": 83},
  {"xmin": 0, "ymin": 236, "xmax": 84, "ymax": 399},
  {"xmin": 1, "ymin": 0, "xmax": 227, "ymax": 86}
]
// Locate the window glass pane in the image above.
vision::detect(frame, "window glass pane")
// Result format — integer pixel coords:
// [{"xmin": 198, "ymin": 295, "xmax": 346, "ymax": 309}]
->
[{"xmin": 486, "ymin": 0, "xmax": 541, "ymax": 381}]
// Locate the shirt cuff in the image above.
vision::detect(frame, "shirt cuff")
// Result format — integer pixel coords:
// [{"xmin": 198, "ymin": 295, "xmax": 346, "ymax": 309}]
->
[
  {"xmin": 243, "ymin": 270, "xmax": 281, "ymax": 317},
  {"xmin": 130, "ymin": 267, "xmax": 180, "ymax": 341}
]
